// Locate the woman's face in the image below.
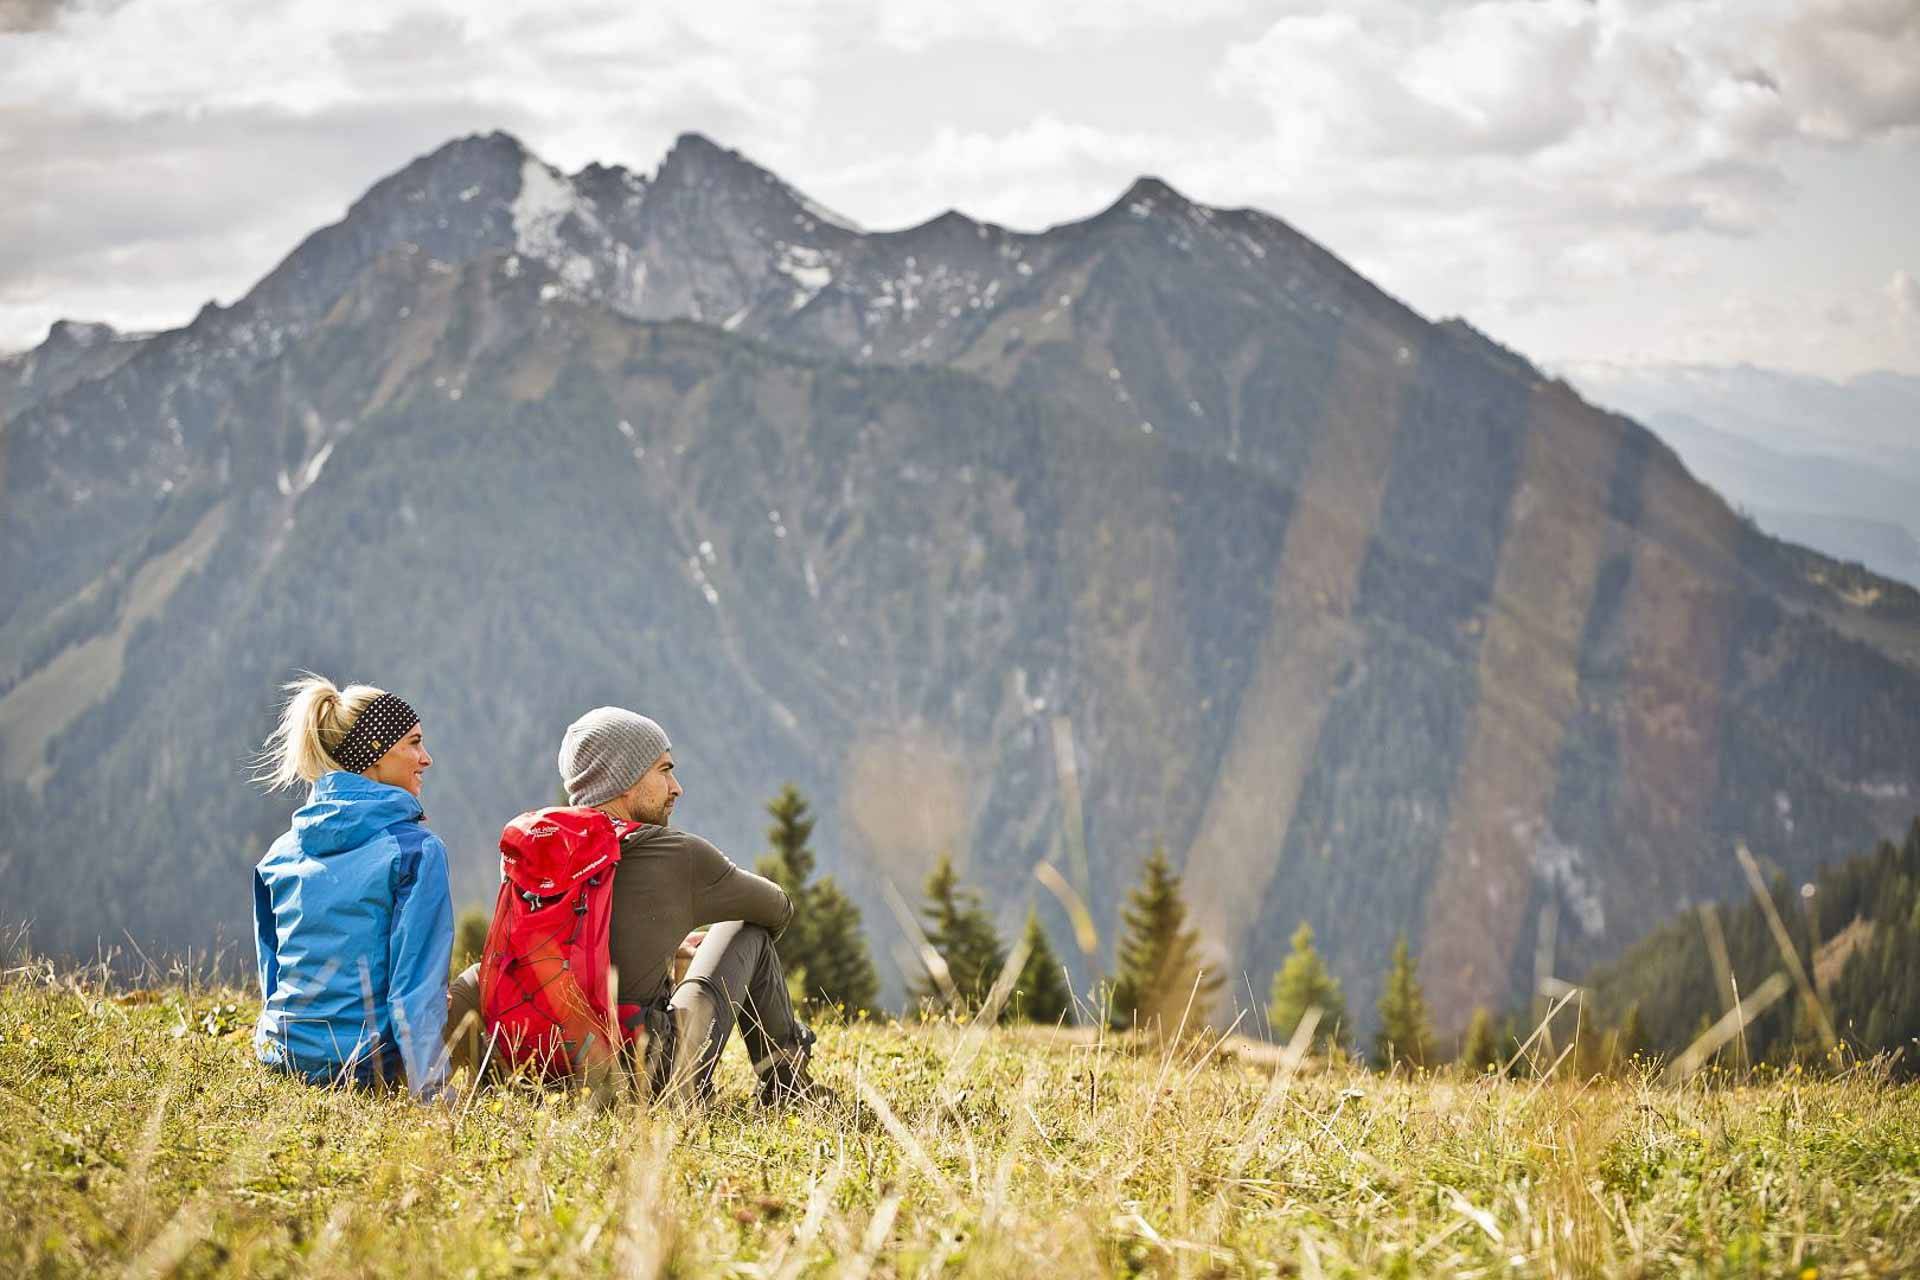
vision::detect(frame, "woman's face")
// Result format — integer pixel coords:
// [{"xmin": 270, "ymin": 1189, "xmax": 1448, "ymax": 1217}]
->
[{"xmin": 363, "ymin": 721, "xmax": 431, "ymax": 797}]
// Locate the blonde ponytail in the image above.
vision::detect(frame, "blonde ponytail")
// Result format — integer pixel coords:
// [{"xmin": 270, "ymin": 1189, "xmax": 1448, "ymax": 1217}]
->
[{"xmin": 256, "ymin": 672, "xmax": 389, "ymax": 790}]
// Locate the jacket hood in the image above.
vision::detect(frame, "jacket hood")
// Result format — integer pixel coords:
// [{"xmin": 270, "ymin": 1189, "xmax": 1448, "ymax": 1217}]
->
[{"xmin": 292, "ymin": 771, "xmax": 424, "ymax": 857}]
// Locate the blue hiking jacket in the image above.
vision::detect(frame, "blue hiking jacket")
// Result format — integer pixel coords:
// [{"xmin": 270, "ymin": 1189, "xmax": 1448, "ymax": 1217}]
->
[{"xmin": 252, "ymin": 771, "xmax": 453, "ymax": 1096}]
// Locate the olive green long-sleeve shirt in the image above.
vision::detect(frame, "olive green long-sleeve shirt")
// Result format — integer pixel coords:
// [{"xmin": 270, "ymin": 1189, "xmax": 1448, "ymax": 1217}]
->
[{"xmin": 607, "ymin": 824, "xmax": 791, "ymax": 1005}]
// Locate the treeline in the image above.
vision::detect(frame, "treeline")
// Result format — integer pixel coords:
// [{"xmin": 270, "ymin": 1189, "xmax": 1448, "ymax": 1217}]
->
[
  {"xmin": 451, "ymin": 789, "xmax": 1236, "ymax": 1032},
  {"xmin": 1566, "ymin": 816, "xmax": 1920, "ymax": 1075},
  {"xmin": 455, "ymin": 786, "xmax": 1920, "ymax": 1076},
  {"xmin": 1269, "ymin": 817, "xmax": 1920, "ymax": 1078}
]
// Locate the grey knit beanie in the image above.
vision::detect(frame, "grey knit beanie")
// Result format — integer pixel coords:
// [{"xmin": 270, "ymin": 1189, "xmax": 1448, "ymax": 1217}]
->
[{"xmin": 558, "ymin": 707, "xmax": 672, "ymax": 807}]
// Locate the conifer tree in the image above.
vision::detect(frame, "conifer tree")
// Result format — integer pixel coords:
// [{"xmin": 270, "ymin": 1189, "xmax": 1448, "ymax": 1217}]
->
[
  {"xmin": 912, "ymin": 851, "xmax": 1007, "ymax": 1011},
  {"xmin": 1109, "ymin": 843, "xmax": 1222, "ymax": 1034},
  {"xmin": 1013, "ymin": 907, "xmax": 1074, "ymax": 1025},
  {"xmin": 1459, "ymin": 1006, "xmax": 1500, "ymax": 1073},
  {"xmin": 754, "ymin": 784, "xmax": 879, "ymax": 1013},
  {"xmin": 801, "ymin": 878, "xmax": 880, "ymax": 1014},
  {"xmin": 1373, "ymin": 934, "xmax": 1434, "ymax": 1069},
  {"xmin": 1267, "ymin": 921, "xmax": 1347, "ymax": 1050}
]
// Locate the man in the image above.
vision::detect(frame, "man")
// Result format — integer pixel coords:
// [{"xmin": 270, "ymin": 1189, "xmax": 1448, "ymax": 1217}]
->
[{"xmin": 448, "ymin": 707, "xmax": 824, "ymax": 1105}]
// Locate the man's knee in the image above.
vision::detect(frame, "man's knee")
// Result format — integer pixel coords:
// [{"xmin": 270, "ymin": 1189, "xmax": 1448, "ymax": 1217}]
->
[{"xmin": 673, "ymin": 973, "xmax": 727, "ymax": 1016}]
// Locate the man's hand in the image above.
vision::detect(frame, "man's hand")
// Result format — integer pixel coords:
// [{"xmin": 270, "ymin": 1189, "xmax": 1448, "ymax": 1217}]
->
[{"xmin": 673, "ymin": 931, "xmax": 706, "ymax": 984}]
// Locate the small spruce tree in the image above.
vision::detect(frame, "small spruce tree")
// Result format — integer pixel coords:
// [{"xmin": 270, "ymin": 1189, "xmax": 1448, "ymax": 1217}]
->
[
  {"xmin": 1267, "ymin": 921, "xmax": 1347, "ymax": 1050},
  {"xmin": 754, "ymin": 784, "xmax": 879, "ymax": 1013},
  {"xmin": 1013, "ymin": 907, "xmax": 1075, "ymax": 1025},
  {"xmin": 1374, "ymin": 935, "xmax": 1434, "ymax": 1069},
  {"xmin": 1109, "ymin": 843, "xmax": 1222, "ymax": 1034},
  {"xmin": 800, "ymin": 878, "xmax": 880, "ymax": 1014},
  {"xmin": 1459, "ymin": 1006, "xmax": 1501, "ymax": 1073},
  {"xmin": 913, "ymin": 851, "xmax": 1008, "ymax": 1012}
]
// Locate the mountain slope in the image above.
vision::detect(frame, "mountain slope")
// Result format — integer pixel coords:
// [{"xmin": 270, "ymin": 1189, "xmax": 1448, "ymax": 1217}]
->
[{"xmin": 5, "ymin": 133, "xmax": 1920, "ymax": 1030}]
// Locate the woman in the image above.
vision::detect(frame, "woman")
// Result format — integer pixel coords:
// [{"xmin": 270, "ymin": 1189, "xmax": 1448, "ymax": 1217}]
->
[{"xmin": 252, "ymin": 673, "xmax": 453, "ymax": 1097}]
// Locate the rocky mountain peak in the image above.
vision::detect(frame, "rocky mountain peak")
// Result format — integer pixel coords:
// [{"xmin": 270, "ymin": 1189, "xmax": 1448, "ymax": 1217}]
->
[
  {"xmin": 571, "ymin": 160, "xmax": 650, "ymax": 215},
  {"xmin": 42, "ymin": 319, "xmax": 118, "ymax": 351},
  {"xmin": 1115, "ymin": 175, "xmax": 1191, "ymax": 212},
  {"xmin": 652, "ymin": 130, "xmax": 769, "ymax": 193}
]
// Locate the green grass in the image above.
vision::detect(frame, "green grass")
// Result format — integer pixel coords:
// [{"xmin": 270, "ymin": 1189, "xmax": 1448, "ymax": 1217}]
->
[{"xmin": 3, "ymin": 962, "xmax": 1918, "ymax": 1278}]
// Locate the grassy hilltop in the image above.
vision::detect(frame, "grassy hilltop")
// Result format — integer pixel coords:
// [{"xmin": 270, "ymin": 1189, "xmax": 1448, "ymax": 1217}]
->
[{"xmin": 4, "ymin": 966, "xmax": 1919, "ymax": 1278}]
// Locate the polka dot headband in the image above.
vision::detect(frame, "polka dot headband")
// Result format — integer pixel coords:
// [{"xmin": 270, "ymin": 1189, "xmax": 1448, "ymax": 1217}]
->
[{"xmin": 329, "ymin": 693, "xmax": 419, "ymax": 774}]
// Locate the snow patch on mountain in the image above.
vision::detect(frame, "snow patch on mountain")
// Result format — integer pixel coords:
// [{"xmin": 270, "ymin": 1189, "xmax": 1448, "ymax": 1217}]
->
[
  {"xmin": 512, "ymin": 158, "xmax": 597, "ymax": 292},
  {"xmin": 778, "ymin": 244, "xmax": 833, "ymax": 310},
  {"xmin": 1531, "ymin": 826, "xmax": 1606, "ymax": 937}
]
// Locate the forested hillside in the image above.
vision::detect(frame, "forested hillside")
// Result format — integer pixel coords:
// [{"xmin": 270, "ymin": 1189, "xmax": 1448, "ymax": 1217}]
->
[{"xmin": 1581, "ymin": 818, "xmax": 1920, "ymax": 1072}]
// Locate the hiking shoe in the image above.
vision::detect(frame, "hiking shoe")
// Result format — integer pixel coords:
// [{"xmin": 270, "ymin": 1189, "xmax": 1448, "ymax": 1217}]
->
[
  {"xmin": 758, "ymin": 1025, "xmax": 836, "ymax": 1108},
  {"xmin": 759, "ymin": 1061, "xmax": 839, "ymax": 1109}
]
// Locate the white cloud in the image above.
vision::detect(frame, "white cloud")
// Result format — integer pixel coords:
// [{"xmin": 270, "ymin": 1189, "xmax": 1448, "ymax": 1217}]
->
[
  {"xmin": 0, "ymin": 1, "xmax": 819, "ymax": 157},
  {"xmin": 817, "ymin": 116, "xmax": 1170, "ymax": 230},
  {"xmin": 1198, "ymin": 0, "xmax": 1920, "ymax": 369},
  {"xmin": 1891, "ymin": 269, "xmax": 1920, "ymax": 322},
  {"xmin": 1779, "ymin": 0, "xmax": 1920, "ymax": 141},
  {"xmin": 843, "ymin": 0, "xmax": 1253, "ymax": 52}
]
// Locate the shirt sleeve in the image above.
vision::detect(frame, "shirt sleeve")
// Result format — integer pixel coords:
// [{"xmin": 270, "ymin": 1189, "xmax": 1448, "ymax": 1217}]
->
[
  {"xmin": 685, "ymin": 834, "xmax": 793, "ymax": 937},
  {"xmin": 252, "ymin": 868, "xmax": 280, "ymax": 999},
  {"xmin": 388, "ymin": 831, "xmax": 455, "ymax": 1099}
]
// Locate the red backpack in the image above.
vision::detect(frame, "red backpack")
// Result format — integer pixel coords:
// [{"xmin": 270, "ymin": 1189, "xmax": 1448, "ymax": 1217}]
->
[{"xmin": 479, "ymin": 806, "xmax": 644, "ymax": 1078}]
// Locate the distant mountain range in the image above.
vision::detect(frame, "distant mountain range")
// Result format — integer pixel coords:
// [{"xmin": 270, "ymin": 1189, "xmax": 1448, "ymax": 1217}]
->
[
  {"xmin": 1565, "ymin": 363, "xmax": 1920, "ymax": 588},
  {"xmin": 5, "ymin": 131, "xmax": 1919, "ymax": 1032}
]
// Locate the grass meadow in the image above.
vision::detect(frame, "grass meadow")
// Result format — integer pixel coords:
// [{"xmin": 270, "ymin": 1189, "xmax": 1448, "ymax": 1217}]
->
[{"xmin": 3, "ymin": 959, "xmax": 1918, "ymax": 1278}]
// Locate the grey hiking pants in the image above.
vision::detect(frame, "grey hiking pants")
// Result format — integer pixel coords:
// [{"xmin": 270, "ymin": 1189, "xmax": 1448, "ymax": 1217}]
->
[
  {"xmin": 660, "ymin": 920, "xmax": 805, "ymax": 1102},
  {"xmin": 444, "ymin": 920, "xmax": 804, "ymax": 1101}
]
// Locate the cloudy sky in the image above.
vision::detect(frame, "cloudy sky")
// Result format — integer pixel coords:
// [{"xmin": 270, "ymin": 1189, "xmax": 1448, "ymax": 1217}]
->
[{"xmin": 6, "ymin": 0, "xmax": 1918, "ymax": 378}]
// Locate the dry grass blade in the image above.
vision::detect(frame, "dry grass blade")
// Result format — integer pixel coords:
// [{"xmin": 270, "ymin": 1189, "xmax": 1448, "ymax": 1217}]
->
[
  {"xmin": 769, "ymin": 1161, "xmax": 846, "ymax": 1280},
  {"xmin": 121, "ymin": 1193, "xmax": 210, "ymax": 1280},
  {"xmin": 840, "ymin": 1191, "xmax": 902, "ymax": 1280},
  {"xmin": 1520, "ymin": 1038, "xmax": 1579, "ymax": 1107},
  {"xmin": 119, "ymin": 1081, "xmax": 176, "ymax": 1236},
  {"xmin": 1175, "ymin": 1007, "xmax": 1247, "ymax": 1095},
  {"xmin": 1202, "ymin": 1006, "xmax": 1322, "ymax": 1245},
  {"xmin": 854, "ymin": 1073, "xmax": 952, "ymax": 1199},
  {"xmin": 1443, "ymin": 1186, "xmax": 1504, "ymax": 1245},
  {"xmin": 1696, "ymin": 903, "xmax": 1738, "ymax": 1019},
  {"xmin": 612, "ymin": 1123, "xmax": 677, "ymax": 1280},
  {"xmin": 1501, "ymin": 986, "xmax": 1580, "ymax": 1079},
  {"xmin": 880, "ymin": 876, "xmax": 960, "ymax": 1010},
  {"xmin": 1663, "ymin": 970, "xmax": 1791, "ymax": 1085},
  {"xmin": 1033, "ymin": 860, "xmax": 1099, "ymax": 957},
  {"xmin": 940, "ymin": 928, "xmax": 1035, "ymax": 1095},
  {"xmin": 1736, "ymin": 842, "xmax": 1837, "ymax": 1048},
  {"xmin": 1132, "ymin": 969, "xmax": 1216, "ymax": 1142}
]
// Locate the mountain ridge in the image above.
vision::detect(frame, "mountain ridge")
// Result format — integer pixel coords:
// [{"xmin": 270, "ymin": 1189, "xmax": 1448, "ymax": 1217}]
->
[{"xmin": 5, "ymin": 131, "xmax": 1919, "ymax": 1032}]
